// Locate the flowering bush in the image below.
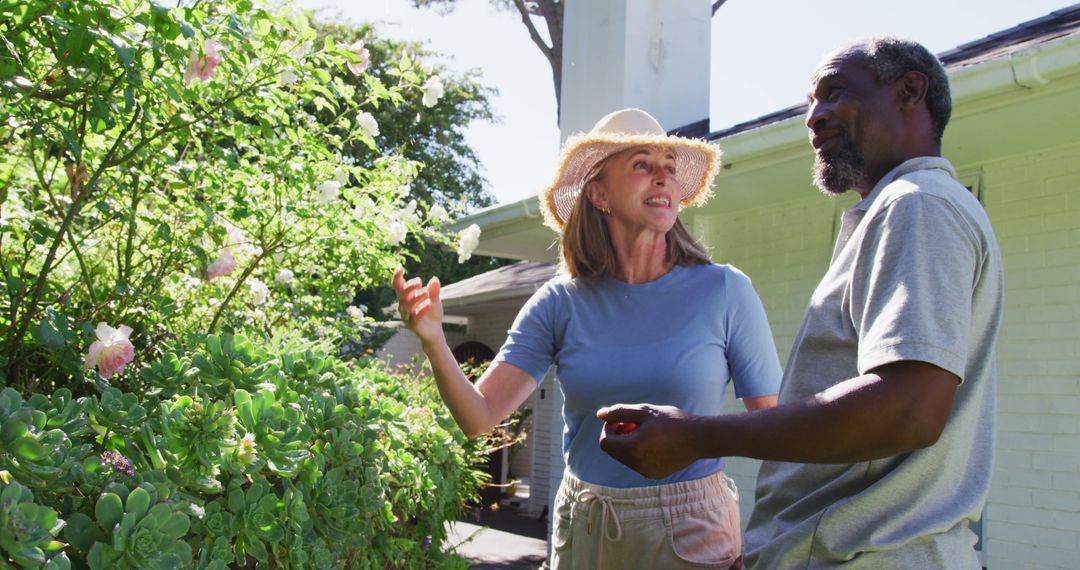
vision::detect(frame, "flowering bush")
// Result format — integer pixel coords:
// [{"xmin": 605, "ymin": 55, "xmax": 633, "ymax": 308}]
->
[
  {"xmin": 1, "ymin": 0, "xmax": 490, "ymax": 567},
  {"xmin": 0, "ymin": 0, "xmax": 468, "ymax": 391}
]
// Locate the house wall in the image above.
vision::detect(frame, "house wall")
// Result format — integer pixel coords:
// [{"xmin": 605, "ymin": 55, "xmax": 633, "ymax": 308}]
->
[
  {"xmin": 693, "ymin": 139, "xmax": 1080, "ymax": 568},
  {"xmin": 976, "ymin": 141, "xmax": 1080, "ymax": 569},
  {"xmin": 692, "ymin": 177, "xmax": 859, "ymax": 530}
]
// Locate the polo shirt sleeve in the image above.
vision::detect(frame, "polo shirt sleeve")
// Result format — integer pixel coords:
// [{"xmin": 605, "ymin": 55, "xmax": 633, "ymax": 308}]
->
[
  {"xmin": 724, "ymin": 268, "xmax": 784, "ymax": 398},
  {"xmin": 850, "ymin": 189, "xmax": 979, "ymax": 380},
  {"xmin": 492, "ymin": 281, "xmax": 561, "ymax": 384}
]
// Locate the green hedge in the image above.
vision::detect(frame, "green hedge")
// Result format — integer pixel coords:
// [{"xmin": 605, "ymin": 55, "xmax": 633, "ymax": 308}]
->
[{"xmin": 0, "ymin": 333, "xmax": 486, "ymax": 569}]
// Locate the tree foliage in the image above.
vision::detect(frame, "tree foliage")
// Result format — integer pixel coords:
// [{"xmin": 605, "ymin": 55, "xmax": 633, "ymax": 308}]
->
[{"xmin": 312, "ymin": 20, "xmax": 497, "ymax": 211}]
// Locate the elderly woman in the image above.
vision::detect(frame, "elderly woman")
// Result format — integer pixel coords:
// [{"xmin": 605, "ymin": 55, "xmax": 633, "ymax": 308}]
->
[{"xmin": 392, "ymin": 108, "xmax": 781, "ymax": 569}]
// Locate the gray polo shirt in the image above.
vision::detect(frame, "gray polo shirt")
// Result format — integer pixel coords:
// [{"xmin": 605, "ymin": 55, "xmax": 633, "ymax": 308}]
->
[{"xmin": 744, "ymin": 157, "xmax": 1004, "ymax": 569}]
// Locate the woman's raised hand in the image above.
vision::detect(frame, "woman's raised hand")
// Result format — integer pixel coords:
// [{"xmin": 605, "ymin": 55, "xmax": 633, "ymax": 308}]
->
[{"xmin": 392, "ymin": 268, "xmax": 445, "ymax": 346}]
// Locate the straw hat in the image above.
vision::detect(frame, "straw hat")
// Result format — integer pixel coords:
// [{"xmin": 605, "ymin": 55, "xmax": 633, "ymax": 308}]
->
[{"xmin": 539, "ymin": 108, "xmax": 721, "ymax": 232}]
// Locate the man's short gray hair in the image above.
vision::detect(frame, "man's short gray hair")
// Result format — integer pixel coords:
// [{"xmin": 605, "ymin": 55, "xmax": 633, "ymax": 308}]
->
[{"xmin": 845, "ymin": 36, "xmax": 952, "ymax": 142}]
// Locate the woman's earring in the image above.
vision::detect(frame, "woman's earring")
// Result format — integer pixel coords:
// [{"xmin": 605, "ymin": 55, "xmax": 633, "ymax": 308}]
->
[{"xmin": 601, "ymin": 206, "xmax": 611, "ymax": 215}]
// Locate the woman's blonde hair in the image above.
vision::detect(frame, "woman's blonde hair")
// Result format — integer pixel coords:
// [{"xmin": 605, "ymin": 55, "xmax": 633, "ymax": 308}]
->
[{"xmin": 559, "ymin": 152, "xmax": 711, "ymax": 279}]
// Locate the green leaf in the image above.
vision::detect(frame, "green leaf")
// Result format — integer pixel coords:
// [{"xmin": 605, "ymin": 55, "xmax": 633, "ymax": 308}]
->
[
  {"xmin": 100, "ymin": 31, "xmax": 136, "ymax": 67},
  {"xmin": 95, "ymin": 493, "xmax": 124, "ymax": 532},
  {"xmin": 37, "ymin": 318, "xmax": 66, "ymax": 351},
  {"xmin": 56, "ymin": 127, "xmax": 82, "ymax": 161},
  {"xmin": 1, "ymin": 416, "xmax": 29, "ymax": 444},
  {"xmin": 159, "ymin": 512, "xmax": 190, "ymax": 540},
  {"xmin": 87, "ymin": 542, "xmax": 119, "ymax": 570},
  {"xmin": 11, "ymin": 436, "xmax": 47, "ymax": 460},
  {"xmin": 63, "ymin": 513, "xmax": 106, "ymax": 551},
  {"xmin": 5, "ymin": 275, "xmax": 23, "ymax": 296},
  {"xmin": 125, "ymin": 486, "xmax": 151, "ymax": 518}
]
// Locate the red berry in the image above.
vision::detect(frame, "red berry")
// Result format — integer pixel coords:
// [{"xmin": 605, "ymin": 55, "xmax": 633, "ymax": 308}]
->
[{"xmin": 622, "ymin": 422, "xmax": 638, "ymax": 433}]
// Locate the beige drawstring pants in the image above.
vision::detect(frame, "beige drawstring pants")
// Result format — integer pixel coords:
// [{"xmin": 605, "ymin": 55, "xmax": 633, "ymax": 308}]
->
[{"xmin": 550, "ymin": 469, "xmax": 742, "ymax": 569}]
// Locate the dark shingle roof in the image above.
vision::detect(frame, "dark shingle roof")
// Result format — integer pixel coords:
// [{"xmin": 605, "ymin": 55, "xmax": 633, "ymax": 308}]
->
[
  {"xmin": 439, "ymin": 261, "xmax": 556, "ymax": 302},
  {"xmin": 698, "ymin": 4, "xmax": 1080, "ymax": 142}
]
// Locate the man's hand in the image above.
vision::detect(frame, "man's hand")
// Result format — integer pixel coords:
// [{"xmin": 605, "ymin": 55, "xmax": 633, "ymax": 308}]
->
[{"xmin": 597, "ymin": 404, "xmax": 697, "ymax": 479}]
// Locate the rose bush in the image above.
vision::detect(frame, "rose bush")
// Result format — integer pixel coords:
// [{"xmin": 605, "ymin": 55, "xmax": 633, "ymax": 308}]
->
[{"xmin": 1, "ymin": 0, "xmax": 490, "ymax": 567}]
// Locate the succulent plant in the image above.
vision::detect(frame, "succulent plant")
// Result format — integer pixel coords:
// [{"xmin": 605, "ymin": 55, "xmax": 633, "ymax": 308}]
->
[
  {"xmin": 226, "ymin": 477, "xmax": 283, "ymax": 565},
  {"xmin": 0, "ymin": 479, "xmax": 70, "ymax": 569},
  {"xmin": 192, "ymin": 334, "xmax": 275, "ymax": 398},
  {"xmin": 233, "ymin": 389, "xmax": 311, "ymax": 477},
  {"xmin": 90, "ymin": 388, "xmax": 147, "ymax": 437},
  {"xmin": 64, "ymin": 484, "xmax": 191, "ymax": 570},
  {"xmin": 140, "ymin": 352, "xmax": 200, "ymax": 400},
  {"xmin": 159, "ymin": 395, "xmax": 236, "ymax": 492},
  {"xmin": 0, "ymin": 389, "xmax": 93, "ymax": 497}
]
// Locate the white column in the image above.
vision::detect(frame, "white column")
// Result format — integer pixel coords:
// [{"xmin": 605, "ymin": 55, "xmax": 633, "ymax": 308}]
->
[{"xmin": 560, "ymin": 0, "xmax": 712, "ymax": 138}]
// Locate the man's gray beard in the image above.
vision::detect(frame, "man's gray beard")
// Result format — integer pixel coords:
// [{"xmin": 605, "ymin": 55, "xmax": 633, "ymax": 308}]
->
[{"xmin": 812, "ymin": 137, "xmax": 864, "ymax": 195}]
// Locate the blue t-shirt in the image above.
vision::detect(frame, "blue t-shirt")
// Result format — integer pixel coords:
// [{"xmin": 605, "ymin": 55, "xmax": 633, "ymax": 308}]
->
[{"xmin": 494, "ymin": 263, "xmax": 782, "ymax": 488}]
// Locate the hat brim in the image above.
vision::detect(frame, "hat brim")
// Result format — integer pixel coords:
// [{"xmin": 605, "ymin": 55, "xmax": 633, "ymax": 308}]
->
[{"xmin": 540, "ymin": 133, "xmax": 722, "ymax": 232}]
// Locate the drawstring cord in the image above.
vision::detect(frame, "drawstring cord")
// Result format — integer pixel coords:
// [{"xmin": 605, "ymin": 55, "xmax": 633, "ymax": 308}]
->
[{"xmin": 577, "ymin": 488, "xmax": 625, "ymax": 541}]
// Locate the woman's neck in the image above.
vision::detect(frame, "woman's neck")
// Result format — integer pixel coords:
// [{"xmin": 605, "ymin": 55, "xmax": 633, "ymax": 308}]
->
[{"xmin": 609, "ymin": 230, "xmax": 673, "ymax": 284}]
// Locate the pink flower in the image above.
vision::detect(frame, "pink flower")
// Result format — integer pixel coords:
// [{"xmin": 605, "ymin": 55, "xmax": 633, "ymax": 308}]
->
[
  {"xmin": 184, "ymin": 39, "xmax": 223, "ymax": 85},
  {"xmin": 85, "ymin": 323, "xmax": 136, "ymax": 378},
  {"xmin": 207, "ymin": 251, "xmax": 237, "ymax": 280},
  {"xmin": 347, "ymin": 40, "xmax": 370, "ymax": 76}
]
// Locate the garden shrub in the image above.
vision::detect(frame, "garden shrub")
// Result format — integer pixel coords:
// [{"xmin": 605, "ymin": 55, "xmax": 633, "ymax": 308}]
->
[
  {"xmin": 2, "ymin": 333, "xmax": 487, "ymax": 568},
  {"xmin": 1, "ymin": 0, "xmax": 490, "ymax": 567}
]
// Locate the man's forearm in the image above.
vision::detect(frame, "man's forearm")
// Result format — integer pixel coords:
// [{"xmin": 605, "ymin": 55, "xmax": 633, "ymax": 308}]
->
[{"xmin": 688, "ymin": 366, "xmax": 956, "ymax": 464}]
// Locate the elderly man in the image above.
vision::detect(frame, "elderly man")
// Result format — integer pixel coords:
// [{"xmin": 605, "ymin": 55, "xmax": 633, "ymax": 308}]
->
[{"xmin": 598, "ymin": 36, "xmax": 1004, "ymax": 568}]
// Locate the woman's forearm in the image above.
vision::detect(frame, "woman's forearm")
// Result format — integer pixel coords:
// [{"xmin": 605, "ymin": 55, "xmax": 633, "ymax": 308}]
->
[{"xmin": 421, "ymin": 338, "xmax": 499, "ymax": 438}]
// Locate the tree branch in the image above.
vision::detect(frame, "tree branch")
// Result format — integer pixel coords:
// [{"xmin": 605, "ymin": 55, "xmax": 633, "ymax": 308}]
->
[{"xmin": 510, "ymin": 0, "xmax": 554, "ymax": 66}]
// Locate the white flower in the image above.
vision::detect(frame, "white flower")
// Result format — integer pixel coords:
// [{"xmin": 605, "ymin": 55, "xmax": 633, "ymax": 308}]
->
[
  {"xmin": 420, "ymin": 60, "xmax": 434, "ymax": 74},
  {"xmin": 352, "ymin": 201, "xmax": 369, "ymax": 220},
  {"xmin": 316, "ymin": 181, "xmax": 340, "ymax": 204},
  {"xmin": 208, "ymin": 298, "xmax": 222, "ymax": 308},
  {"xmin": 428, "ymin": 204, "xmax": 448, "ymax": 222},
  {"xmin": 456, "ymin": 223, "xmax": 481, "ymax": 262},
  {"xmin": 275, "ymin": 268, "xmax": 294, "ymax": 284},
  {"xmin": 249, "ymin": 279, "xmax": 270, "ymax": 305},
  {"xmin": 280, "ymin": 68, "xmax": 299, "ymax": 85},
  {"xmin": 332, "ymin": 166, "xmax": 350, "ymax": 185},
  {"xmin": 421, "ymin": 75, "xmax": 445, "ymax": 107},
  {"xmin": 271, "ymin": 251, "xmax": 285, "ymax": 264},
  {"xmin": 401, "ymin": 200, "xmax": 419, "ymax": 224},
  {"xmin": 289, "ymin": 41, "xmax": 312, "ymax": 60},
  {"xmin": 397, "ymin": 184, "xmax": 411, "ymax": 196},
  {"xmin": 346, "ymin": 305, "xmax": 367, "ymax": 320},
  {"xmin": 386, "ymin": 218, "xmax": 407, "ymax": 245},
  {"xmin": 357, "ymin": 111, "xmax": 379, "ymax": 137}
]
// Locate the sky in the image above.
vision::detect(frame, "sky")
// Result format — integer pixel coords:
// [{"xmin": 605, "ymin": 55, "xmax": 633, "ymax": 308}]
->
[{"xmin": 295, "ymin": 0, "xmax": 1078, "ymax": 206}]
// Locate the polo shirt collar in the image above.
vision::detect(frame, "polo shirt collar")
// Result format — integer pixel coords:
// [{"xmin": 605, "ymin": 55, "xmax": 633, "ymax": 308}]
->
[{"xmin": 854, "ymin": 156, "xmax": 958, "ymax": 211}]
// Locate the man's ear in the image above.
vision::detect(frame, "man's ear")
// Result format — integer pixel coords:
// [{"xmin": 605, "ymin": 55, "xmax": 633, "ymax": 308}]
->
[
  {"xmin": 897, "ymin": 70, "xmax": 929, "ymax": 110},
  {"xmin": 585, "ymin": 180, "xmax": 608, "ymax": 211}
]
